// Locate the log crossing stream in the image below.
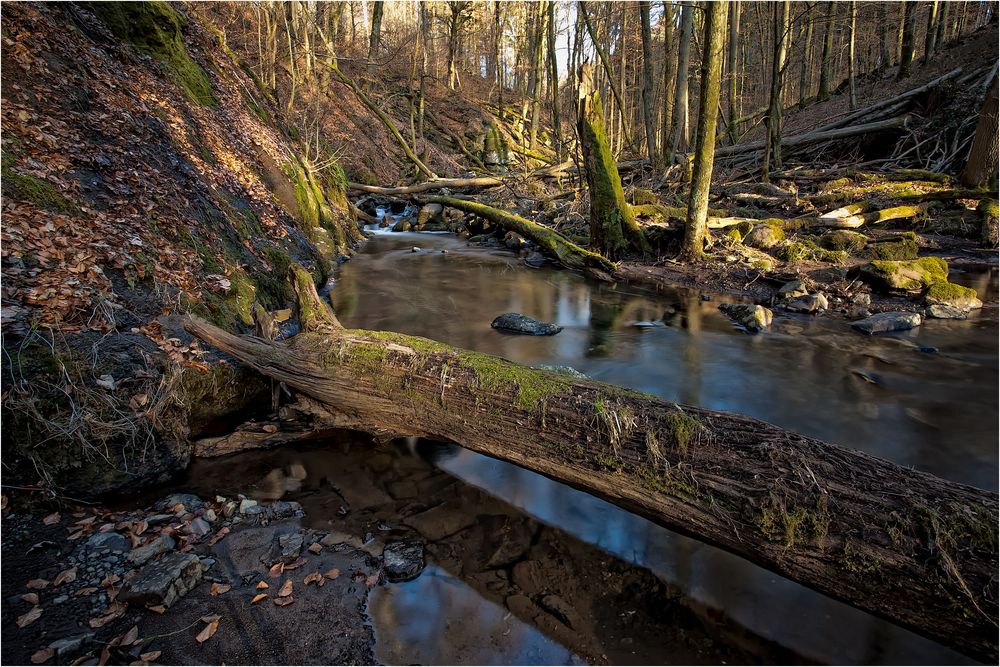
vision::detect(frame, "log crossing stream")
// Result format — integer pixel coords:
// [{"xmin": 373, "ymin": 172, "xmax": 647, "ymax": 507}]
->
[{"xmin": 181, "ymin": 229, "xmax": 997, "ymax": 665}]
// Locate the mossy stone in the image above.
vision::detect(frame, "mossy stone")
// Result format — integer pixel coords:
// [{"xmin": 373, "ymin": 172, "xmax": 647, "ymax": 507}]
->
[
  {"xmin": 924, "ymin": 281, "xmax": 983, "ymax": 310},
  {"xmin": 861, "ymin": 257, "xmax": 949, "ymax": 291}
]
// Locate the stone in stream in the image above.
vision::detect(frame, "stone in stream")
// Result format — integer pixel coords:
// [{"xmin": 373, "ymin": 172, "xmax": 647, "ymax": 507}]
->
[
  {"xmin": 491, "ymin": 312, "xmax": 563, "ymax": 336},
  {"xmin": 382, "ymin": 541, "xmax": 425, "ymax": 582},
  {"xmin": 120, "ymin": 551, "xmax": 202, "ymax": 608},
  {"xmin": 523, "ymin": 251, "xmax": 546, "ymax": 268},
  {"xmin": 86, "ymin": 531, "xmax": 130, "ymax": 553},
  {"xmin": 261, "ymin": 532, "xmax": 303, "ymax": 566},
  {"xmin": 850, "ymin": 311, "xmax": 922, "ymax": 334},
  {"xmin": 923, "ymin": 281, "xmax": 982, "ymax": 312},
  {"xmin": 926, "ymin": 304, "xmax": 969, "ymax": 320},
  {"xmin": 777, "ymin": 279, "xmax": 809, "ymax": 299},
  {"xmin": 784, "ymin": 293, "xmax": 828, "ymax": 314},
  {"xmin": 718, "ymin": 303, "xmax": 773, "ymax": 333},
  {"xmin": 128, "ymin": 535, "xmax": 176, "ymax": 566}
]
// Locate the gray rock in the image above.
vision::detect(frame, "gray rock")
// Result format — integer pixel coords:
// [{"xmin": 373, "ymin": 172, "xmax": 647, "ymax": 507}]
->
[
  {"xmin": 851, "ymin": 311, "xmax": 922, "ymax": 334},
  {"xmin": 157, "ymin": 493, "xmax": 204, "ymax": 513},
  {"xmin": 239, "ymin": 498, "xmax": 258, "ymax": 513},
  {"xmin": 504, "ymin": 232, "xmax": 527, "ymax": 250},
  {"xmin": 86, "ymin": 531, "xmax": 130, "ymax": 553},
  {"xmin": 511, "ymin": 560, "xmax": 546, "ymax": 596},
  {"xmin": 262, "ymin": 532, "xmax": 303, "ymax": 566},
  {"xmin": 491, "ymin": 312, "xmax": 563, "ymax": 336},
  {"xmin": 718, "ymin": 303, "xmax": 773, "ymax": 333},
  {"xmin": 145, "ymin": 513, "xmax": 175, "ymax": 526},
  {"xmin": 383, "ymin": 541, "xmax": 425, "ymax": 582},
  {"xmin": 523, "ymin": 252, "xmax": 546, "ymax": 268},
  {"xmin": 926, "ymin": 304, "xmax": 969, "ymax": 319},
  {"xmin": 185, "ymin": 518, "xmax": 211, "ymax": 537},
  {"xmin": 128, "ymin": 535, "xmax": 176, "ymax": 566},
  {"xmin": 539, "ymin": 594, "xmax": 583, "ymax": 630},
  {"xmin": 785, "ymin": 293, "xmax": 829, "ymax": 313},
  {"xmin": 744, "ymin": 224, "xmax": 783, "ymax": 249},
  {"xmin": 120, "ymin": 551, "xmax": 202, "ymax": 608},
  {"xmin": 203, "ymin": 509, "xmax": 217, "ymax": 523},
  {"xmin": 49, "ymin": 633, "xmax": 94, "ymax": 660},
  {"xmin": 777, "ymin": 279, "xmax": 809, "ymax": 299}
]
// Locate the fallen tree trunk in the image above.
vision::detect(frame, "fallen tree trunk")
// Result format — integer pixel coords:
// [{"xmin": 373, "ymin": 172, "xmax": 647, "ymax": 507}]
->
[
  {"xmin": 184, "ymin": 297, "xmax": 998, "ymax": 661},
  {"xmin": 426, "ymin": 195, "xmax": 616, "ymax": 273},
  {"xmin": 817, "ymin": 203, "xmax": 929, "ymax": 228},
  {"xmin": 716, "ymin": 115, "xmax": 910, "ymax": 159},
  {"xmin": 348, "ymin": 176, "xmax": 505, "ymax": 196}
]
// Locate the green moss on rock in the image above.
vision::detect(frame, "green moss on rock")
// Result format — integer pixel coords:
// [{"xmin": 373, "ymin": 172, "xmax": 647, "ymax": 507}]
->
[
  {"xmin": 924, "ymin": 281, "xmax": 983, "ymax": 310},
  {"xmin": 88, "ymin": 1, "xmax": 217, "ymax": 106},
  {"xmin": 862, "ymin": 257, "xmax": 949, "ymax": 291}
]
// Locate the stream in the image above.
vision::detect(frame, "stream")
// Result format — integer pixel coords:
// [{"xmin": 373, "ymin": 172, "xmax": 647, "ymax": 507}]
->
[{"xmin": 182, "ymin": 228, "xmax": 997, "ymax": 665}]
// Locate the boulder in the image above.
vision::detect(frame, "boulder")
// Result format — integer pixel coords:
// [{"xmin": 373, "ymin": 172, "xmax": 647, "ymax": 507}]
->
[
  {"xmin": 820, "ymin": 229, "xmax": 869, "ymax": 253},
  {"xmin": 924, "ymin": 281, "xmax": 983, "ymax": 311},
  {"xmin": 120, "ymin": 551, "xmax": 202, "ymax": 608},
  {"xmin": 777, "ymin": 279, "xmax": 809, "ymax": 299},
  {"xmin": 416, "ymin": 203, "xmax": 443, "ymax": 229},
  {"xmin": 858, "ymin": 257, "xmax": 948, "ymax": 291},
  {"xmin": 491, "ymin": 312, "xmax": 563, "ymax": 336},
  {"xmin": 850, "ymin": 311, "xmax": 922, "ymax": 334},
  {"xmin": 743, "ymin": 224, "xmax": 784, "ymax": 249},
  {"xmin": 785, "ymin": 293, "xmax": 829, "ymax": 313},
  {"xmin": 391, "ymin": 219, "xmax": 411, "ymax": 232},
  {"xmin": 383, "ymin": 541, "xmax": 425, "ymax": 582},
  {"xmin": 261, "ymin": 532, "xmax": 303, "ymax": 566},
  {"xmin": 718, "ymin": 303, "xmax": 773, "ymax": 332}
]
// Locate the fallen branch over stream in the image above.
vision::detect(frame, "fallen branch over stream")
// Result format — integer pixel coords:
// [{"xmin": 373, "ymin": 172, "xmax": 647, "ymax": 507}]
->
[{"xmin": 184, "ymin": 273, "xmax": 999, "ymax": 662}]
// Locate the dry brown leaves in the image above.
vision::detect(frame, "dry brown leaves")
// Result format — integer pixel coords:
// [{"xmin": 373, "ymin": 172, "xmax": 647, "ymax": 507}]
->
[
  {"xmin": 17, "ymin": 606, "xmax": 43, "ymax": 628},
  {"xmin": 30, "ymin": 648, "xmax": 55, "ymax": 664},
  {"xmin": 209, "ymin": 582, "xmax": 231, "ymax": 596},
  {"xmin": 53, "ymin": 566, "xmax": 77, "ymax": 586},
  {"xmin": 195, "ymin": 617, "xmax": 219, "ymax": 643}
]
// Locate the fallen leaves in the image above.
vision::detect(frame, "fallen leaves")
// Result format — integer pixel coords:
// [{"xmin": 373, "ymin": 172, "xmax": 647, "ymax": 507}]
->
[
  {"xmin": 267, "ymin": 562, "xmax": 284, "ymax": 578},
  {"xmin": 272, "ymin": 596, "xmax": 294, "ymax": 607},
  {"xmin": 42, "ymin": 512, "xmax": 61, "ymax": 525},
  {"xmin": 119, "ymin": 625, "xmax": 140, "ymax": 647},
  {"xmin": 322, "ymin": 567, "xmax": 340, "ymax": 581},
  {"xmin": 283, "ymin": 557, "xmax": 306, "ymax": 571},
  {"xmin": 277, "ymin": 579, "xmax": 293, "ymax": 597},
  {"xmin": 17, "ymin": 606, "xmax": 43, "ymax": 628},
  {"xmin": 256, "ymin": 581, "xmax": 269, "ymax": 590},
  {"xmin": 30, "ymin": 648, "xmax": 55, "ymax": 664},
  {"xmin": 21, "ymin": 593, "xmax": 40, "ymax": 605},
  {"xmin": 26, "ymin": 579, "xmax": 50, "ymax": 590},
  {"xmin": 209, "ymin": 582, "xmax": 231, "ymax": 596},
  {"xmin": 89, "ymin": 602, "xmax": 126, "ymax": 629},
  {"xmin": 139, "ymin": 651, "xmax": 162, "ymax": 663},
  {"xmin": 74, "ymin": 586, "xmax": 99, "ymax": 597},
  {"xmin": 53, "ymin": 566, "xmax": 77, "ymax": 587},
  {"xmin": 303, "ymin": 572, "xmax": 325, "ymax": 587},
  {"xmin": 307, "ymin": 542, "xmax": 322, "ymax": 554},
  {"xmin": 251, "ymin": 593, "xmax": 268, "ymax": 604},
  {"xmin": 195, "ymin": 618, "xmax": 218, "ymax": 643},
  {"xmin": 207, "ymin": 526, "xmax": 230, "ymax": 546},
  {"xmin": 145, "ymin": 604, "xmax": 167, "ymax": 614}
]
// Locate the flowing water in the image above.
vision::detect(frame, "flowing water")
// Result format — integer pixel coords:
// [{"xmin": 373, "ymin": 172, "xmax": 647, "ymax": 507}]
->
[{"xmin": 184, "ymin": 228, "xmax": 997, "ymax": 665}]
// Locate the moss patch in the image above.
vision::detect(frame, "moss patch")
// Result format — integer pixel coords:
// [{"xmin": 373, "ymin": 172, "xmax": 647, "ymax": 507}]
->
[
  {"xmin": 862, "ymin": 235, "xmax": 919, "ymax": 260},
  {"xmin": 1, "ymin": 149, "xmax": 79, "ymax": 214},
  {"xmin": 864, "ymin": 256, "xmax": 949, "ymax": 291},
  {"xmin": 458, "ymin": 350, "xmax": 573, "ymax": 413},
  {"xmin": 88, "ymin": 1, "xmax": 217, "ymax": 106}
]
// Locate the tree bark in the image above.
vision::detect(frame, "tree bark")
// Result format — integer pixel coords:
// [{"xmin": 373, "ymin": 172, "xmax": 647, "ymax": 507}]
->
[
  {"xmin": 579, "ymin": 1, "xmax": 634, "ymax": 153},
  {"xmin": 639, "ymin": 1, "xmax": 658, "ymax": 165},
  {"xmin": 960, "ymin": 77, "xmax": 1000, "ymax": 188},
  {"xmin": 683, "ymin": 1, "xmax": 728, "ymax": 261},
  {"xmin": 879, "ymin": 3, "xmax": 891, "ymax": 70},
  {"xmin": 898, "ymin": 2, "xmax": 916, "ymax": 79},
  {"xmin": 576, "ymin": 66, "xmax": 651, "ymax": 259},
  {"xmin": 659, "ymin": 0, "xmax": 677, "ymax": 159},
  {"xmin": 797, "ymin": 2, "xmax": 814, "ymax": 107},
  {"xmin": 727, "ymin": 1, "xmax": 741, "ymax": 137},
  {"xmin": 366, "ymin": 0, "xmax": 384, "ymax": 84},
  {"xmin": 817, "ymin": 1, "xmax": 835, "ymax": 101},
  {"xmin": 184, "ymin": 302, "xmax": 998, "ymax": 663},
  {"xmin": 668, "ymin": 2, "xmax": 695, "ymax": 163},
  {"xmin": 924, "ymin": 0, "xmax": 940, "ymax": 64},
  {"xmin": 762, "ymin": 0, "xmax": 791, "ymax": 181},
  {"xmin": 546, "ymin": 1, "xmax": 563, "ymax": 161},
  {"xmin": 847, "ymin": 0, "xmax": 857, "ymax": 110}
]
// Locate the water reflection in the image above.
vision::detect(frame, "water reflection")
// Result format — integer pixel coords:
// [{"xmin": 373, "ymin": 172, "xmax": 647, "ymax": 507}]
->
[{"xmin": 326, "ymin": 230, "xmax": 996, "ymax": 664}]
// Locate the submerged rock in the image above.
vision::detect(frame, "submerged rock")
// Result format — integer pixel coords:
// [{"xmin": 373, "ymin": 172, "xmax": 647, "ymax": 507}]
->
[
  {"xmin": 383, "ymin": 541, "xmax": 425, "ymax": 582},
  {"xmin": 926, "ymin": 304, "xmax": 969, "ymax": 319},
  {"xmin": 850, "ymin": 311, "xmax": 922, "ymax": 334},
  {"xmin": 523, "ymin": 251, "xmax": 546, "ymax": 268},
  {"xmin": 491, "ymin": 312, "xmax": 563, "ymax": 336},
  {"xmin": 120, "ymin": 551, "xmax": 202, "ymax": 608},
  {"xmin": 718, "ymin": 303, "xmax": 773, "ymax": 332}
]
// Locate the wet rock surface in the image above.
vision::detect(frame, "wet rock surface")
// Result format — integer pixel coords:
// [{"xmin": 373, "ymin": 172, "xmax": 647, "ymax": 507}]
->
[
  {"xmin": 851, "ymin": 311, "xmax": 923, "ymax": 334},
  {"xmin": 382, "ymin": 541, "xmax": 425, "ymax": 582},
  {"xmin": 490, "ymin": 312, "xmax": 563, "ymax": 336},
  {"xmin": 718, "ymin": 303, "xmax": 773, "ymax": 332},
  {"xmin": 120, "ymin": 551, "xmax": 202, "ymax": 608}
]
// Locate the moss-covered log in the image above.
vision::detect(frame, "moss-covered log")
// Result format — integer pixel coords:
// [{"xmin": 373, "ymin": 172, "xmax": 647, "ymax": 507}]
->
[
  {"xmin": 185, "ymin": 303, "xmax": 998, "ymax": 662},
  {"xmin": 818, "ymin": 203, "xmax": 928, "ymax": 228},
  {"xmin": 426, "ymin": 196, "xmax": 616, "ymax": 273}
]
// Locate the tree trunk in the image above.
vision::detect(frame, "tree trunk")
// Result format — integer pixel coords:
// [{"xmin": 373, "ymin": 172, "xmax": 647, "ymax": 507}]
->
[
  {"xmin": 727, "ymin": 1, "xmax": 741, "ymax": 136},
  {"xmin": 798, "ymin": 2, "xmax": 814, "ymax": 107},
  {"xmin": 936, "ymin": 0, "xmax": 950, "ymax": 48},
  {"xmin": 879, "ymin": 3, "xmax": 891, "ymax": 69},
  {"xmin": 715, "ymin": 114, "xmax": 910, "ymax": 159},
  {"xmin": 659, "ymin": 0, "xmax": 677, "ymax": 159},
  {"xmin": 639, "ymin": 1, "xmax": 658, "ymax": 165},
  {"xmin": 817, "ymin": 1, "xmax": 835, "ymax": 101},
  {"xmin": 898, "ymin": 2, "xmax": 916, "ymax": 80},
  {"xmin": 762, "ymin": 0, "xmax": 790, "ymax": 181},
  {"xmin": 579, "ymin": 1, "xmax": 634, "ymax": 152},
  {"xmin": 960, "ymin": 77, "xmax": 1000, "ymax": 187},
  {"xmin": 547, "ymin": 1, "xmax": 563, "ymax": 161},
  {"xmin": 184, "ymin": 299, "xmax": 998, "ymax": 663},
  {"xmin": 366, "ymin": 0, "xmax": 383, "ymax": 84},
  {"xmin": 426, "ymin": 195, "xmax": 616, "ymax": 273},
  {"xmin": 924, "ymin": 0, "xmax": 940, "ymax": 64},
  {"xmin": 668, "ymin": 2, "xmax": 694, "ymax": 163},
  {"xmin": 528, "ymin": 2, "xmax": 547, "ymax": 150},
  {"xmin": 848, "ymin": 0, "xmax": 857, "ymax": 110},
  {"xmin": 576, "ymin": 68, "xmax": 650, "ymax": 259},
  {"xmin": 682, "ymin": 1, "xmax": 728, "ymax": 261}
]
